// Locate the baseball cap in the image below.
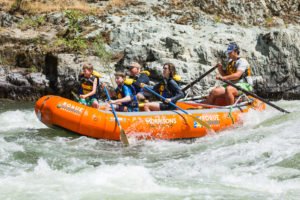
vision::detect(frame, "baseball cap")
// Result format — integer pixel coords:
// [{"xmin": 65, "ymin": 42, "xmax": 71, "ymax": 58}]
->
[
  {"xmin": 226, "ymin": 43, "xmax": 239, "ymax": 54},
  {"xmin": 127, "ymin": 62, "xmax": 141, "ymax": 70}
]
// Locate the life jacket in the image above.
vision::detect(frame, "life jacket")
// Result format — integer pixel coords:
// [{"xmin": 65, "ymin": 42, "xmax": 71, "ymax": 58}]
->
[
  {"xmin": 115, "ymin": 84, "xmax": 138, "ymax": 111},
  {"xmin": 124, "ymin": 70, "xmax": 150, "ymax": 94},
  {"xmin": 225, "ymin": 58, "xmax": 251, "ymax": 83},
  {"xmin": 79, "ymin": 70, "xmax": 102, "ymax": 99},
  {"xmin": 157, "ymin": 75, "xmax": 181, "ymax": 98}
]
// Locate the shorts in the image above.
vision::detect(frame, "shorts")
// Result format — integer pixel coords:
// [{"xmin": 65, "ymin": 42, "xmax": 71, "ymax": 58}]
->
[
  {"xmin": 78, "ymin": 98, "xmax": 97, "ymax": 106},
  {"xmin": 223, "ymin": 82, "xmax": 253, "ymax": 95},
  {"xmin": 116, "ymin": 105, "xmax": 139, "ymax": 112},
  {"xmin": 159, "ymin": 102, "xmax": 176, "ymax": 111}
]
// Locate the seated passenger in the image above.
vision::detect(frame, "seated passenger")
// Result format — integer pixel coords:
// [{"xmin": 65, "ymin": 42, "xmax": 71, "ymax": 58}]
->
[
  {"xmin": 144, "ymin": 63, "xmax": 184, "ymax": 111},
  {"xmin": 125, "ymin": 62, "xmax": 150, "ymax": 102},
  {"xmin": 78, "ymin": 63, "xmax": 100, "ymax": 108},
  {"xmin": 107, "ymin": 72, "xmax": 139, "ymax": 112},
  {"xmin": 206, "ymin": 42, "xmax": 253, "ymax": 106}
]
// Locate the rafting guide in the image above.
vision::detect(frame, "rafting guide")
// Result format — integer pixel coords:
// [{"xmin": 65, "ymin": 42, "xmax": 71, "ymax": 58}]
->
[{"xmin": 206, "ymin": 42, "xmax": 253, "ymax": 106}]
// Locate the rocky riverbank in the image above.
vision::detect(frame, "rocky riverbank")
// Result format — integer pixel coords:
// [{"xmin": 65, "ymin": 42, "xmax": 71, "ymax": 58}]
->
[{"xmin": 0, "ymin": 0, "xmax": 299, "ymax": 101}]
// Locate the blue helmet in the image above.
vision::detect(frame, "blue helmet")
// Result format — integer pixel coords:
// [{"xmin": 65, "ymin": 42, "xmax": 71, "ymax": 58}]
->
[{"xmin": 226, "ymin": 42, "xmax": 239, "ymax": 54}]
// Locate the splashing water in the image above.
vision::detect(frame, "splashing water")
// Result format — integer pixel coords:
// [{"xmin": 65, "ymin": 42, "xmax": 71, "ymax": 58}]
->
[{"xmin": 0, "ymin": 100, "xmax": 300, "ymax": 200}]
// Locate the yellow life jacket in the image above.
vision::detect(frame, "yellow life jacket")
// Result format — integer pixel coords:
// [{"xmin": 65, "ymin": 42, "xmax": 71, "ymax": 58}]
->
[
  {"xmin": 80, "ymin": 75, "xmax": 96, "ymax": 94},
  {"xmin": 225, "ymin": 59, "xmax": 251, "ymax": 81},
  {"xmin": 79, "ymin": 70, "xmax": 102, "ymax": 95},
  {"xmin": 124, "ymin": 70, "xmax": 151, "ymax": 85},
  {"xmin": 173, "ymin": 74, "xmax": 181, "ymax": 82}
]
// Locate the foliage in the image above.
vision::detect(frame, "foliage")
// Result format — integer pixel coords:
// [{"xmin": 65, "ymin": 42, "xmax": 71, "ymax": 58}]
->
[
  {"xmin": 52, "ymin": 10, "xmax": 87, "ymax": 53},
  {"xmin": 214, "ymin": 15, "xmax": 222, "ymax": 23},
  {"xmin": 53, "ymin": 10, "xmax": 111, "ymax": 59},
  {"xmin": 64, "ymin": 10, "xmax": 84, "ymax": 35},
  {"xmin": 9, "ymin": 0, "xmax": 22, "ymax": 13},
  {"xmin": 54, "ymin": 37, "xmax": 88, "ymax": 52},
  {"xmin": 27, "ymin": 65, "xmax": 39, "ymax": 73},
  {"xmin": 18, "ymin": 16, "xmax": 46, "ymax": 30},
  {"xmin": 93, "ymin": 36, "xmax": 112, "ymax": 65},
  {"xmin": 265, "ymin": 17, "xmax": 274, "ymax": 27}
]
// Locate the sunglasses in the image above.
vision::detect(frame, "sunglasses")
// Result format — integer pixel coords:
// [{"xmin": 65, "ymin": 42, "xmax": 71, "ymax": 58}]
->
[{"xmin": 163, "ymin": 67, "xmax": 168, "ymax": 70}]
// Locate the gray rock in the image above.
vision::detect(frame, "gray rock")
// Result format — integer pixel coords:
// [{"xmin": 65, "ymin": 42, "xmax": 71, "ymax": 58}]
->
[
  {"xmin": 26, "ymin": 72, "xmax": 49, "ymax": 88},
  {"xmin": 6, "ymin": 73, "xmax": 30, "ymax": 86}
]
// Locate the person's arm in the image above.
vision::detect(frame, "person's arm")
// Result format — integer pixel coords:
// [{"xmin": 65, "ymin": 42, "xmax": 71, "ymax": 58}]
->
[
  {"xmin": 80, "ymin": 78, "xmax": 97, "ymax": 99},
  {"xmin": 133, "ymin": 74, "xmax": 150, "ymax": 89},
  {"xmin": 217, "ymin": 70, "xmax": 243, "ymax": 81},
  {"xmin": 217, "ymin": 58, "xmax": 248, "ymax": 81},
  {"xmin": 168, "ymin": 80, "xmax": 184, "ymax": 103},
  {"xmin": 217, "ymin": 63, "xmax": 226, "ymax": 76},
  {"xmin": 110, "ymin": 86, "xmax": 132, "ymax": 104}
]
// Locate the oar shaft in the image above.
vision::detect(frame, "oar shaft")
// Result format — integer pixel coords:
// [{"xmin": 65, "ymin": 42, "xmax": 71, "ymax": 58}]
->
[
  {"xmin": 104, "ymin": 86, "xmax": 129, "ymax": 145},
  {"xmin": 143, "ymin": 86, "xmax": 212, "ymax": 129},
  {"xmin": 221, "ymin": 79, "xmax": 290, "ymax": 114},
  {"xmin": 143, "ymin": 86, "xmax": 186, "ymax": 113},
  {"xmin": 182, "ymin": 65, "xmax": 218, "ymax": 92}
]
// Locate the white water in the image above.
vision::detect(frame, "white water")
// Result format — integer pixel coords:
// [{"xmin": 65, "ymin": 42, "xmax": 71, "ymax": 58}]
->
[{"xmin": 0, "ymin": 101, "xmax": 300, "ymax": 200}]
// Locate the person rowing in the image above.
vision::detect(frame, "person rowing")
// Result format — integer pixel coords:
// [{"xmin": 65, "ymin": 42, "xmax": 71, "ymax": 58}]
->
[
  {"xmin": 205, "ymin": 42, "xmax": 253, "ymax": 106},
  {"xmin": 106, "ymin": 72, "xmax": 139, "ymax": 112},
  {"xmin": 143, "ymin": 63, "xmax": 184, "ymax": 111}
]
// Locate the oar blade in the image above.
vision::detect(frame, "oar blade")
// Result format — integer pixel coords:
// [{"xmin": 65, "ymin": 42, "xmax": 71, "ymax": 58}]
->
[
  {"xmin": 189, "ymin": 114, "xmax": 212, "ymax": 130},
  {"xmin": 119, "ymin": 127, "xmax": 129, "ymax": 146},
  {"xmin": 104, "ymin": 86, "xmax": 130, "ymax": 146}
]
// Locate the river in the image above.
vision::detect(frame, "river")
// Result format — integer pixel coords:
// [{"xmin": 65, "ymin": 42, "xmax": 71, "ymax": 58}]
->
[{"xmin": 0, "ymin": 99, "xmax": 300, "ymax": 200}]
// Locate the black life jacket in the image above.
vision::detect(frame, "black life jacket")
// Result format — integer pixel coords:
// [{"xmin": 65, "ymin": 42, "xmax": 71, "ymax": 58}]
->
[
  {"xmin": 79, "ymin": 75, "xmax": 97, "ymax": 98},
  {"xmin": 157, "ymin": 78, "xmax": 179, "ymax": 98},
  {"xmin": 79, "ymin": 71, "xmax": 102, "ymax": 99},
  {"xmin": 115, "ymin": 84, "xmax": 138, "ymax": 110}
]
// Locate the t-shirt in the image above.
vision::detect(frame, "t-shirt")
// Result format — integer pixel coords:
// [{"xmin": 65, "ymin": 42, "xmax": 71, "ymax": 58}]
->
[{"xmin": 235, "ymin": 58, "xmax": 249, "ymax": 72}]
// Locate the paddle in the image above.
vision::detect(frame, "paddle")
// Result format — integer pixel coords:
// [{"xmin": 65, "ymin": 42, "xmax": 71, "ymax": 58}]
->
[
  {"xmin": 141, "ymin": 85, "xmax": 212, "ymax": 130},
  {"xmin": 182, "ymin": 65, "xmax": 218, "ymax": 93},
  {"xmin": 103, "ymin": 86, "xmax": 129, "ymax": 146},
  {"xmin": 71, "ymin": 91, "xmax": 79, "ymax": 101},
  {"xmin": 220, "ymin": 79, "xmax": 290, "ymax": 114}
]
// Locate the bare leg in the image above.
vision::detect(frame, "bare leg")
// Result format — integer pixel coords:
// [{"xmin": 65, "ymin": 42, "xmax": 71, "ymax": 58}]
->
[
  {"xmin": 206, "ymin": 87, "xmax": 226, "ymax": 105},
  {"xmin": 92, "ymin": 101, "xmax": 99, "ymax": 109},
  {"xmin": 137, "ymin": 93, "xmax": 146, "ymax": 101},
  {"xmin": 225, "ymin": 86, "xmax": 239, "ymax": 105},
  {"xmin": 144, "ymin": 102, "xmax": 161, "ymax": 112}
]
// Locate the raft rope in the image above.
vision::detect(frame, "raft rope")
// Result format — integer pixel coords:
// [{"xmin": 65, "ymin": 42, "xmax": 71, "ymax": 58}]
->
[{"xmin": 227, "ymin": 94, "xmax": 249, "ymax": 124}]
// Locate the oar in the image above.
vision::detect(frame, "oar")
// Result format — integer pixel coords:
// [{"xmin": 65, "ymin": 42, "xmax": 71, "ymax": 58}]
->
[
  {"xmin": 220, "ymin": 79, "xmax": 290, "ymax": 114},
  {"xmin": 103, "ymin": 86, "xmax": 129, "ymax": 146},
  {"xmin": 182, "ymin": 65, "xmax": 218, "ymax": 93},
  {"xmin": 142, "ymin": 85, "xmax": 212, "ymax": 130},
  {"xmin": 71, "ymin": 91, "xmax": 79, "ymax": 101}
]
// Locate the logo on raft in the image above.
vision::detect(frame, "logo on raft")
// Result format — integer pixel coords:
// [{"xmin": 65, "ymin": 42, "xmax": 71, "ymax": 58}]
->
[
  {"xmin": 57, "ymin": 102, "xmax": 84, "ymax": 115},
  {"xmin": 145, "ymin": 118, "xmax": 177, "ymax": 125},
  {"xmin": 194, "ymin": 114, "xmax": 220, "ymax": 128}
]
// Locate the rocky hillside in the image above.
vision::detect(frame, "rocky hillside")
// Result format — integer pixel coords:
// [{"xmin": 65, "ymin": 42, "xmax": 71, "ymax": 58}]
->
[{"xmin": 0, "ymin": 0, "xmax": 299, "ymax": 100}]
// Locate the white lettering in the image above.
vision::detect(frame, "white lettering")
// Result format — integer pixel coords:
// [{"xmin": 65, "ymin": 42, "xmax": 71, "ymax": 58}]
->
[
  {"xmin": 145, "ymin": 118, "xmax": 177, "ymax": 125},
  {"xmin": 58, "ymin": 101, "xmax": 84, "ymax": 115}
]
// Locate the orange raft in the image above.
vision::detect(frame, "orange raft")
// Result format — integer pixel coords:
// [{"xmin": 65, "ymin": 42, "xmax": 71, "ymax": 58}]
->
[{"xmin": 35, "ymin": 96, "xmax": 266, "ymax": 141}]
